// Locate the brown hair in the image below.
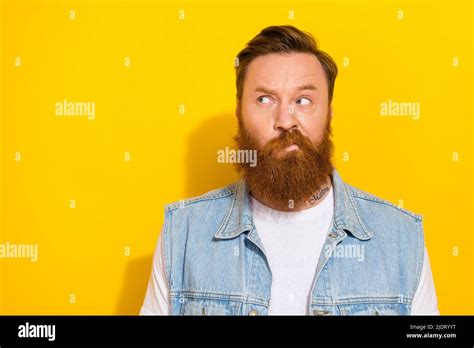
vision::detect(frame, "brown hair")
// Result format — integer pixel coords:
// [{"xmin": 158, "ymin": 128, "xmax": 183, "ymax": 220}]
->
[{"xmin": 235, "ymin": 25, "xmax": 338, "ymax": 104}]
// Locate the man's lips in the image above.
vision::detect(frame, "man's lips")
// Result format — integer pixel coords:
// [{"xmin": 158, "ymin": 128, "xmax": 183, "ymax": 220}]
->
[
  {"xmin": 271, "ymin": 143, "xmax": 300, "ymax": 157},
  {"xmin": 285, "ymin": 144, "xmax": 299, "ymax": 151}
]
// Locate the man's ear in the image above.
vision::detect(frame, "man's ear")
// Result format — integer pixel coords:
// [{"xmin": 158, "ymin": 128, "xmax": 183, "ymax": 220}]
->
[{"xmin": 236, "ymin": 98, "xmax": 241, "ymax": 117}]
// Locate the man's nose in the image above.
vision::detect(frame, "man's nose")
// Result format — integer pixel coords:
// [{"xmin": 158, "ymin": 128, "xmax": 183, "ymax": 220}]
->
[{"xmin": 274, "ymin": 101, "xmax": 298, "ymax": 132}]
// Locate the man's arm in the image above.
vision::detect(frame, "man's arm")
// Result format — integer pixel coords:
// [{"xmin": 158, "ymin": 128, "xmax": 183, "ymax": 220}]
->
[
  {"xmin": 139, "ymin": 229, "xmax": 171, "ymax": 315},
  {"xmin": 411, "ymin": 246, "xmax": 440, "ymax": 315}
]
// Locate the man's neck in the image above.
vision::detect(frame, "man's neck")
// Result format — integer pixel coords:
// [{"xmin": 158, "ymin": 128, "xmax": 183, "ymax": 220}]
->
[{"xmin": 249, "ymin": 178, "xmax": 333, "ymax": 212}]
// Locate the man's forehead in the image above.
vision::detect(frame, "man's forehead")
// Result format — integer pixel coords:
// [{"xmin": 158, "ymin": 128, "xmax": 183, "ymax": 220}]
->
[
  {"xmin": 248, "ymin": 52, "xmax": 323, "ymax": 71},
  {"xmin": 245, "ymin": 54, "xmax": 327, "ymax": 92},
  {"xmin": 250, "ymin": 73, "xmax": 324, "ymax": 94}
]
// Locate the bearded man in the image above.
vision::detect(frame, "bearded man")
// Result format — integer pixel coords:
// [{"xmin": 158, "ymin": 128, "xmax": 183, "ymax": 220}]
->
[{"xmin": 140, "ymin": 25, "xmax": 439, "ymax": 316}]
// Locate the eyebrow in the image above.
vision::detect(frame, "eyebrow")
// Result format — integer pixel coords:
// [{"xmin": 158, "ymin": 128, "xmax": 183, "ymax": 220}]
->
[{"xmin": 254, "ymin": 84, "xmax": 318, "ymax": 94}]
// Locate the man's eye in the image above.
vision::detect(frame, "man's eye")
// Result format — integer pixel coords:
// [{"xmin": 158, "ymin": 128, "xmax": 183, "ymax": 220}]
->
[
  {"xmin": 295, "ymin": 97, "xmax": 311, "ymax": 105},
  {"xmin": 257, "ymin": 96, "xmax": 272, "ymax": 104}
]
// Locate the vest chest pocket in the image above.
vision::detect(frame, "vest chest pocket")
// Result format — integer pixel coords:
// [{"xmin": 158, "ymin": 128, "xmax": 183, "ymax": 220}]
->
[
  {"xmin": 339, "ymin": 302, "xmax": 410, "ymax": 315},
  {"xmin": 179, "ymin": 296, "xmax": 242, "ymax": 315}
]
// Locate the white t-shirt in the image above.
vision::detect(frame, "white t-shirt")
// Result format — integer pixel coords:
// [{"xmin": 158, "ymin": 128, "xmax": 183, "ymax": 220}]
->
[{"xmin": 140, "ymin": 186, "xmax": 439, "ymax": 315}]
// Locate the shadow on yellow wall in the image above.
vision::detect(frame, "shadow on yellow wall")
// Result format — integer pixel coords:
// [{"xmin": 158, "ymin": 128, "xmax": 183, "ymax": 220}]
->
[
  {"xmin": 115, "ymin": 112, "xmax": 240, "ymax": 314},
  {"xmin": 116, "ymin": 254, "xmax": 152, "ymax": 314},
  {"xmin": 185, "ymin": 113, "xmax": 240, "ymax": 197}
]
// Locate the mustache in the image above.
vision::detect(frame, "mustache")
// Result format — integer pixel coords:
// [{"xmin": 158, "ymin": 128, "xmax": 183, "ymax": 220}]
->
[{"xmin": 261, "ymin": 129, "xmax": 315, "ymax": 153}]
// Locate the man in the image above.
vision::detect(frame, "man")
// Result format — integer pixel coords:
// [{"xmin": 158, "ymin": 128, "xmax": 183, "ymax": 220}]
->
[{"xmin": 140, "ymin": 25, "xmax": 439, "ymax": 315}]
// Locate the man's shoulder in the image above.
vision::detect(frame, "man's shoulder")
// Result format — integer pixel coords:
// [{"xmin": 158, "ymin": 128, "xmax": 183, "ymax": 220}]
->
[
  {"xmin": 165, "ymin": 181, "xmax": 239, "ymax": 213},
  {"xmin": 344, "ymin": 181, "xmax": 423, "ymax": 224}
]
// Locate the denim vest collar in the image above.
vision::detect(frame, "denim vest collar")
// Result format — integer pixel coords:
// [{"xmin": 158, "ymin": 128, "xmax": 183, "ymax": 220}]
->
[{"xmin": 214, "ymin": 169, "xmax": 373, "ymax": 241}]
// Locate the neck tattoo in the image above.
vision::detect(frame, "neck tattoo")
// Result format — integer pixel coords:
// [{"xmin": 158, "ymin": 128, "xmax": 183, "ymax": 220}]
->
[{"xmin": 308, "ymin": 186, "xmax": 330, "ymax": 205}]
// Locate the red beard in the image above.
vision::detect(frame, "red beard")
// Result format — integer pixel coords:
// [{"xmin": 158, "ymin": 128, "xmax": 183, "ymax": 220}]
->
[{"xmin": 234, "ymin": 118, "xmax": 334, "ymax": 211}]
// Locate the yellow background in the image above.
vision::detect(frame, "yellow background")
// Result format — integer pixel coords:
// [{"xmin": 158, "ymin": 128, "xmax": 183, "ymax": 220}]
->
[{"xmin": 1, "ymin": 0, "xmax": 473, "ymax": 314}]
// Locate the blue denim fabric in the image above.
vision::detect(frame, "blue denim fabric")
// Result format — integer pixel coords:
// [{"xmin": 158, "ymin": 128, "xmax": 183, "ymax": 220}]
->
[{"xmin": 162, "ymin": 170, "xmax": 424, "ymax": 315}]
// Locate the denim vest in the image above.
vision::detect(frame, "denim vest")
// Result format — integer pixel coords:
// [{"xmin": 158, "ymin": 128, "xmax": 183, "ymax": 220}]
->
[{"xmin": 162, "ymin": 170, "xmax": 424, "ymax": 315}]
